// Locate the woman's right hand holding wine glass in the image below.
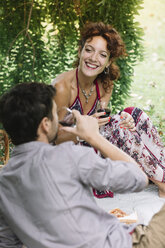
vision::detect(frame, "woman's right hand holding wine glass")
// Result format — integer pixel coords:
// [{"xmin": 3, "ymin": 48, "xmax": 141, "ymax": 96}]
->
[
  {"xmin": 93, "ymin": 101, "xmax": 111, "ymax": 126},
  {"xmin": 93, "ymin": 100, "xmax": 111, "ymax": 137}
]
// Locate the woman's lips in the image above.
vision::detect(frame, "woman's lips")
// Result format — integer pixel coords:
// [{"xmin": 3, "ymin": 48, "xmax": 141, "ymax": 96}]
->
[{"xmin": 85, "ymin": 62, "xmax": 98, "ymax": 69}]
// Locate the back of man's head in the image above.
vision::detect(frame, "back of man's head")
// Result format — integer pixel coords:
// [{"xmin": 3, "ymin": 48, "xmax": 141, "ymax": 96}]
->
[{"xmin": 0, "ymin": 82, "xmax": 56, "ymax": 145}]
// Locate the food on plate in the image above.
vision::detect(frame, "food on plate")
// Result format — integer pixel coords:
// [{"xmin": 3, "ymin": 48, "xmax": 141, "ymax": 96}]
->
[
  {"xmin": 109, "ymin": 208, "xmax": 127, "ymax": 218},
  {"xmin": 109, "ymin": 208, "xmax": 138, "ymax": 224}
]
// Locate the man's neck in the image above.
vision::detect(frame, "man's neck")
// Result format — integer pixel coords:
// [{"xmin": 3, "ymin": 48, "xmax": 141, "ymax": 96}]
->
[{"xmin": 37, "ymin": 134, "xmax": 49, "ymax": 144}]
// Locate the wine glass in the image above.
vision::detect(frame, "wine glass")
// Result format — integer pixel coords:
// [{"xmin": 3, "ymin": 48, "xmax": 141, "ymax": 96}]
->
[
  {"xmin": 58, "ymin": 107, "xmax": 84, "ymax": 143},
  {"xmin": 96, "ymin": 100, "xmax": 112, "ymax": 137},
  {"xmin": 58, "ymin": 107, "xmax": 76, "ymax": 127}
]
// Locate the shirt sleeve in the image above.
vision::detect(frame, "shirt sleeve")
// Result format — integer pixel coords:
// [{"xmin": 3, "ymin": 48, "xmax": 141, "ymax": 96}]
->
[
  {"xmin": 0, "ymin": 211, "xmax": 23, "ymax": 248},
  {"xmin": 72, "ymin": 145, "xmax": 147, "ymax": 193}
]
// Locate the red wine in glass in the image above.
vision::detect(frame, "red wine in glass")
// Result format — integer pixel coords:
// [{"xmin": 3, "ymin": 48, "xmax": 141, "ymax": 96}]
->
[
  {"xmin": 59, "ymin": 120, "xmax": 74, "ymax": 127},
  {"xmin": 58, "ymin": 107, "xmax": 75, "ymax": 127}
]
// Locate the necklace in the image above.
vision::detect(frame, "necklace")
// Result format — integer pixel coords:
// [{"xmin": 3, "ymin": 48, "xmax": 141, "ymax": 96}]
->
[
  {"xmin": 80, "ymin": 84, "xmax": 95, "ymax": 103},
  {"xmin": 76, "ymin": 69, "xmax": 95, "ymax": 103}
]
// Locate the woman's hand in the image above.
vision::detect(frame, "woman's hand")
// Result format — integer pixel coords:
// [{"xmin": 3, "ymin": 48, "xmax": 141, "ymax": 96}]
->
[
  {"xmin": 120, "ymin": 111, "xmax": 136, "ymax": 131},
  {"xmin": 92, "ymin": 112, "xmax": 111, "ymax": 126}
]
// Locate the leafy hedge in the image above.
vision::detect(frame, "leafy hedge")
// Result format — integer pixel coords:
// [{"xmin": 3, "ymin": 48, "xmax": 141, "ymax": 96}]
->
[{"xmin": 0, "ymin": 0, "xmax": 144, "ymax": 112}]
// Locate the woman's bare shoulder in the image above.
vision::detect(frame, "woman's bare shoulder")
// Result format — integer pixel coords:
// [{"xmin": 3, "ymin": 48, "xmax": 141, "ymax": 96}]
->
[{"xmin": 51, "ymin": 69, "xmax": 76, "ymax": 89}]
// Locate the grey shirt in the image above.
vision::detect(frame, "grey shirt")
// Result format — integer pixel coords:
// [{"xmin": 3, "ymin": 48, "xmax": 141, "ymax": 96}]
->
[
  {"xmin": 0, "ymin": 141, "xmax": 147, "ymax": 248},
  {"xmin": 0, "ymin": 211, "xmax": 23, "ymax": 248}
]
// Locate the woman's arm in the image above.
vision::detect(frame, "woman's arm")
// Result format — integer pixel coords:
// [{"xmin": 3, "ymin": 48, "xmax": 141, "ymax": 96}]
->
[
  {"xmin": 98, "ymin": 82, "xmax": 113, "ymax": 106},
  {"xmin": 95, "ymin": 84, "xmax": 136, "ymax": 131},
  {"xmin": 53, "ymin": 76, "xmax": 78, "ymax": 144}
]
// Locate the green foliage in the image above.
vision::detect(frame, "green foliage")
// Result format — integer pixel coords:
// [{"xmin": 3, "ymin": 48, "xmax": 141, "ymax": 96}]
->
[{"xmin": 0, "ymin": 0, "xmax": 144, "ymax": 111}]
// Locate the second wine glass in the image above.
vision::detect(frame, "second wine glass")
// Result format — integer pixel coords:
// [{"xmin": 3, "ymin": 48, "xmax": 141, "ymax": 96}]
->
[{"xmin": 96, "ymin": 101, "xmax": 112, "ymax": 137}]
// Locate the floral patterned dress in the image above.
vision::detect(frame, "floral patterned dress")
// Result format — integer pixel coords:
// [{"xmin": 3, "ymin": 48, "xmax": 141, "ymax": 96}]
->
[
  {"xmin": 107, "ymin": 107, "xmax": 165, "ymax": 181},
  {"xmin": 69, "ymin": 69, "xmax": 165, "ymax": 198}
]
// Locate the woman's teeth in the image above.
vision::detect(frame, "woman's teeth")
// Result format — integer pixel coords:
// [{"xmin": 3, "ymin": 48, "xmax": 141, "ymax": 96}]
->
[{"xmin": 86, "ymin": 63, "xmax": 97, "ymax": 69}]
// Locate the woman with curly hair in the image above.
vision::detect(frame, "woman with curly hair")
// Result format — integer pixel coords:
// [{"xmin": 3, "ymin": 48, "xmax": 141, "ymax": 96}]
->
[{"xmin": 52, "ymin": 22, "xmax": 165, "ymax": 197}]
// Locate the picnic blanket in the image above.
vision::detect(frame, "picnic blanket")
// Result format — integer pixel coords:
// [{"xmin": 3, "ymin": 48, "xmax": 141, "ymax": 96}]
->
[{"xmin": 94, "ymin": 183, "xmax": 165, "ymax": 225}]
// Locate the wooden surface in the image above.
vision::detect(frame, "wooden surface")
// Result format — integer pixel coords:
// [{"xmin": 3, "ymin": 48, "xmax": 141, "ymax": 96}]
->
[{"xmin": 0, "ymin": 130, "xmax": 9, "ymax": 168}]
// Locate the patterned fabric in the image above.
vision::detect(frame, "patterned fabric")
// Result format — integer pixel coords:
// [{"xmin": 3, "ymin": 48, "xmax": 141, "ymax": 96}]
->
[
  {"xmin": 106, "ymin": 107, "xmax": 165, "ymax": 183},
  {"xmin": 70, "ymin": 70, "xmax": 165, "ymax": 197},
  {"xmin": 88, "ymin": 107, "xmax": 165, "ymax": 198}
]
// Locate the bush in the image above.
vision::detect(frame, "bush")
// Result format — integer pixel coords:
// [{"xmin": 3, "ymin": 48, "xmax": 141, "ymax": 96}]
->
[{"xmin": 0, "ymin": 0, "xmax": 144, "ymax": 111}]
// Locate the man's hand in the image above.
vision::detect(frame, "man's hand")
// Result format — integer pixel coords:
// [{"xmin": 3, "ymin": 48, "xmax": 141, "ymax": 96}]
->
[
  {"xmin": 60, "ymin": 110, "xmax": 101, "ymax": 143},
  {"xmin": 61, "ymin": 110, "xmax": 148, "ymax": 187}
]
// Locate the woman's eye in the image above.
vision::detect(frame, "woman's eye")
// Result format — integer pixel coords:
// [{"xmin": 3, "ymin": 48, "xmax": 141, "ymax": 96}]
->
[
  {"xmin": 100, "ymin": 53, "xmax": 107, "ymax": 58},
  {"xmin": 85, "ymin": 48, "xmax": 92, "ymax": 52}
]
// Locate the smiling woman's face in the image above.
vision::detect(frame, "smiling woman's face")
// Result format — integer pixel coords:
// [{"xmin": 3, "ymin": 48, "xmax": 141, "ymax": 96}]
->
[{"xmin": 78, "ymin": 36, "xmax": 110, "ymax": 78}]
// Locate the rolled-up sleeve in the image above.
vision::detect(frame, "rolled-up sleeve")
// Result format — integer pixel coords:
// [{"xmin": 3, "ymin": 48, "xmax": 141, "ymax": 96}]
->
[{"xmin": 75, "ymin": 146, "xmax": 147, "ymax": 193}]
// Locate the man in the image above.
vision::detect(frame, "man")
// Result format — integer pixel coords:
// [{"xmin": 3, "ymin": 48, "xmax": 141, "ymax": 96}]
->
[{"xmin": 0, "ymin": 82, "xmax": 164, "ymax": 248}]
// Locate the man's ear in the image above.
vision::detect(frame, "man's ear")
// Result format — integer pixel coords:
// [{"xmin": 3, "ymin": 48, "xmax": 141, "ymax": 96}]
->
[{"xmin": 40, "ymin": 117, "xmax": 51, "ymax": 134}]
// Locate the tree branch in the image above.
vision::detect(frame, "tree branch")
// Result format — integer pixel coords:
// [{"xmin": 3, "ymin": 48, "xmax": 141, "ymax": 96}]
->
[
  {"xmin": 27, "ymin": 32, "xmax": 35, "ymax": 77},
  {"xmin": 26, "ymin": 0, "xmax": 34, "ymax": 36},
  {"xmin": 7, "ymin": 29, "xmax": 26, "ymax": 57}
]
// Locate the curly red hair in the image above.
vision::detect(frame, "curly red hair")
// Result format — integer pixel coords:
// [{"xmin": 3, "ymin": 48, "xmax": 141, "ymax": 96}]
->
[{"xmin": 74, "ymin": 22, "xmax": 126, "ymax": 92}]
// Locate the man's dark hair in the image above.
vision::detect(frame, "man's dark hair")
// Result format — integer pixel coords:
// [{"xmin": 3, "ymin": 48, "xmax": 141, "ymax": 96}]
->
[{"xmin": 0, "ymin": 82, "xmax": 56, "ymax": 145}]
